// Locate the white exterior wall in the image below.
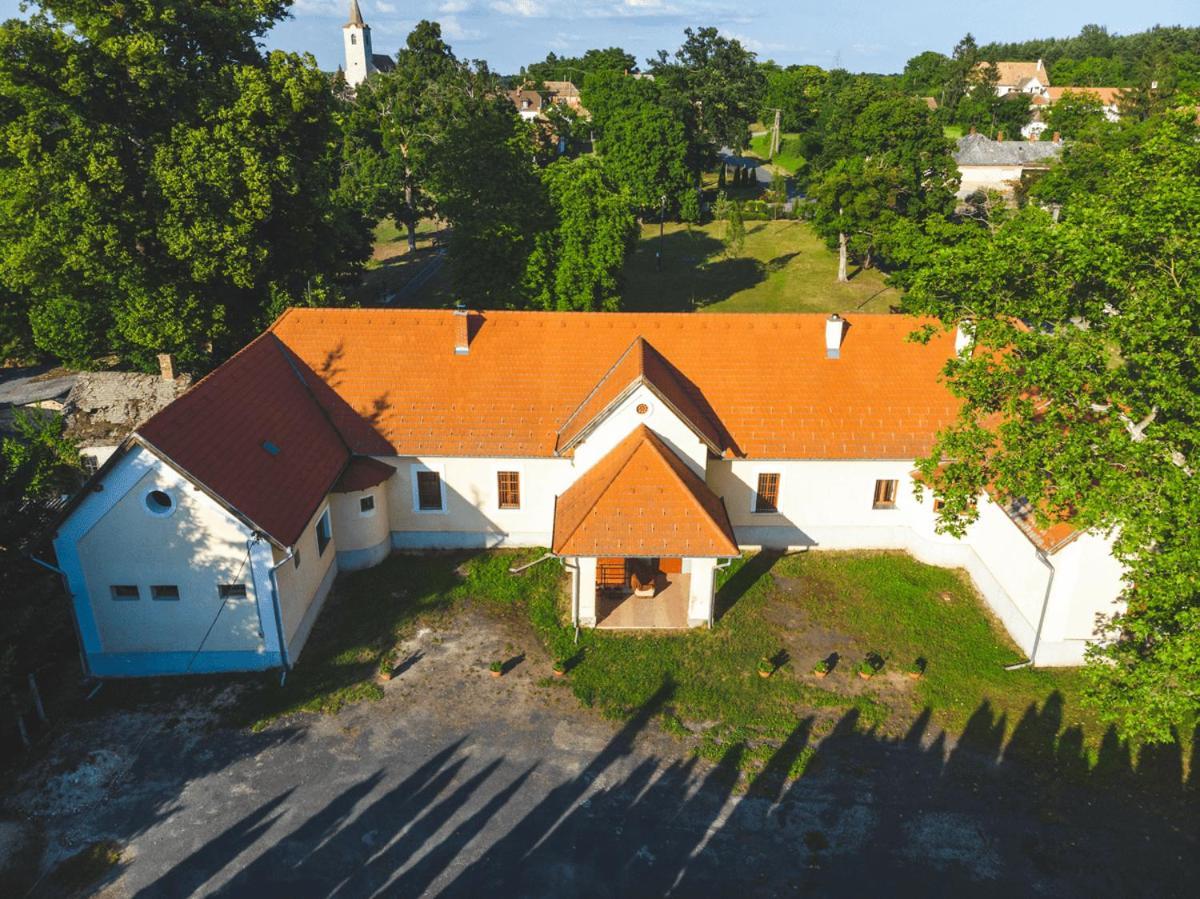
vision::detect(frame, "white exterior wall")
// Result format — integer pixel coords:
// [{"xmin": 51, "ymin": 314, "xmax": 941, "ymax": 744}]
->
[
  {"xmin": 576, "ymin": 556, "xmax": 598, "ymax": 627},
  {"xmin": 343, "ymin": 25, "xmax": 374, "ymax": 88},
  {"xmin": 687, "ymin": 558, "xmax": 717, "ymax": 626},
  {"xmin": 331, "ymin": 485, "xmax": 391, "ymax": 570},
  {"xmin": 271, "ymin": 501, "xmax": 337, "ymax": 660},
  {"xmin": 957, "ymin": 164, "xmax": 1026, "ymax": 197},
  {"xmin": 570, "ymin": 383, "xmax": 710, "ymax": 478}
]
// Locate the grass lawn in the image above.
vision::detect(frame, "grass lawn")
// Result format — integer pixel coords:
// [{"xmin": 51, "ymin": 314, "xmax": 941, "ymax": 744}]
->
[
  {"xmin": 622, "ymin": 220, "xmax": 899, "ymax": 314},
  {"xmin": 354, "ymin": 217, "xmax": 456, "ymax": 308},
  {"xmin": 247, "ymin": 548, "xmax": 1186, "ymax": 786},
  {"xmin": 747, "ymin": 131, "xmax": 806, "ymax": 175}
]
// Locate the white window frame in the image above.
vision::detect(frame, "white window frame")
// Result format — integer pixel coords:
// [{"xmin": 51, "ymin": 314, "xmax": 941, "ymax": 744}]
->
[
  {"xmin": 411, "ymin": 463, "xmax": 446, "ymax": 514},
  {"xmin": 316, "ymin": 507, "xmax": 333, "ymax": 556},
  {"xmin": 359, "ymin": 492, "xmax": 377, "ymax": 517},
  {"xmin": 495, "ymin": 464, "xmax": 524, "ymax": 511},
  {"xmin": 749, "ymin": 469, "xmax": 782, "ymax": 514}
]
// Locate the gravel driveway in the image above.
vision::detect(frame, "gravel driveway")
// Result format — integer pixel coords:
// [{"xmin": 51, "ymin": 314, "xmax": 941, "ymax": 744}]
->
[{"xmin": 7, "ymin": 603, "xmax": 1196, "ymax": 897}]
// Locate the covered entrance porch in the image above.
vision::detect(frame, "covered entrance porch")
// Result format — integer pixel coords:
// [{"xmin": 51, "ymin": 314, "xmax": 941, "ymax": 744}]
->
[{"xmin": 595, "ymin": 557, "xmax": 691, "ymax": 629}]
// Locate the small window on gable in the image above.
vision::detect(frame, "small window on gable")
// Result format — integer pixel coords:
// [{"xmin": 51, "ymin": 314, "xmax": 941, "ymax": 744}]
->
[
  {"xmin": 316, "ymin": 509, "xmax": 332, "ymax": 556},
  {"xmin": 497, "ymin": 471, "xmax": 520, "ymax": 509},
  {"xmin": 873, "ymin": 479, "xmax": 899, "ymax": 509},
  {"xmin": 111, "ymin": 584, "xmax": 139, "ymax": 601},
  {"xmin": 151, "ymin": 584, "xmax": 180, "ymax": 601},
  {"xmin": 360, "ymin": 495, "xmax": 376, "ymax": 515},
  {"xmin": 416, "ymin": 470, "xmax": 443, "ymax": 511},
  {"xmin": 754, "ymin": 473, "xmax": 780, "ymax": 513},
  {"xmin": 219, "ymin": 584, "xmax": 247, "ymax": 599}
]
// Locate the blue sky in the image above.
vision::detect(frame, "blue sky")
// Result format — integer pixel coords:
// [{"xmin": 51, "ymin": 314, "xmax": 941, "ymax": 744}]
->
[{"xmin": 2, "ymin": 1, "xmax": 1196, "ymax": 75}]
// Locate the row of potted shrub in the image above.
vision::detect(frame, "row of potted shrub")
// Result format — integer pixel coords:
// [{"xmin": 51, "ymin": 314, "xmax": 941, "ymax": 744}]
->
[{"xmin": 756, "ymin": 653, "xmax": 927, "ymax": 680}]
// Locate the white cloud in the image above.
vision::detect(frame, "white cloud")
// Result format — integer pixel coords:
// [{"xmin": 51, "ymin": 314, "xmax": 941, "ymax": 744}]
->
[
  {"xmin": 439, "ymin": 0, "xmax": 472, "ymax": 12},
  {"xmin": 441, "ymin": 16, "xmax": 483, "ymax": 41},
  {"xmin": 376, "ymin": 1, "xmax": 398, "ymax": 12},
  {"xmin": 489, "ymin": 0, "xmax": 546, "ymax": 16}
]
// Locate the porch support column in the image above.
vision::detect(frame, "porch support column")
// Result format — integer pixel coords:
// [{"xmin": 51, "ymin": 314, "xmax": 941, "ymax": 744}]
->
[
  {"xmin": 577, "ymin": 556, "xmax": 597, "ymax": 627},
  {"xmin": 687, "ymin": 558, "xmax": 716, "ymax": 627}
]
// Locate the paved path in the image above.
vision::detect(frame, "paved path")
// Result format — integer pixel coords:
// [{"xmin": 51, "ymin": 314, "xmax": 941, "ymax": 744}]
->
[{"xmin": 11, "ymin": 605, "xmax": 1197, "ymax": 897}]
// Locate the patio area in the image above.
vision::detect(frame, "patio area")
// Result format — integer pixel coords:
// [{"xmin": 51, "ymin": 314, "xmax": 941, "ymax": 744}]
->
[{"xmin": 596, "ymin": 572, "xmax": 691, "ymax": 629}]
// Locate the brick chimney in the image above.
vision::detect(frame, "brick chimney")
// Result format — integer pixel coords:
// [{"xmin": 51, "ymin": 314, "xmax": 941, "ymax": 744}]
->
[
  {"xmin": 825, "ymin": 314, "xmax": 845, "ymax": 360},
  {"xmin": 997, "ymin": 131, "xmax": 1005, "ymax": 142},
  {"xmin": 453, "ymin": 304, "xmax": 470, "ymax": 355},
  {"xmin": 1052, "ymin": 131, "xmax": 1062, "ymax": 144},
  {"xmin": 968, "ymin": 125, "xmax": 977, "ymax": 135},
  {"xmin": 157, "ymin": 353, "xmax": 176, "ymax": 381}
]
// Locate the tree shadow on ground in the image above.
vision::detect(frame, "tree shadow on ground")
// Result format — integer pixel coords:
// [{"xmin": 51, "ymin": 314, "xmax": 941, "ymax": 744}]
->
[
  {"xmin": 122, "ymin": 677, "xmax": 1198, "ymax": 898},
  {"xmin": 622, "ymin": 229, "xmax": 766, "ymax": 312},
  {"xmin": 713, "ymin": 549, "xmax": 783, "ymax": 621}
]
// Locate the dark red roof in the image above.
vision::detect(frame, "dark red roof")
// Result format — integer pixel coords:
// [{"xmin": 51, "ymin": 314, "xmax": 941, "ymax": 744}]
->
[
  {"xmin": 138, "ymin": 333, "xmax": 349, "ymax": 547},
  {"xmin": 333, "ymin": 456, "xmax": 395, "ymax": 494}
]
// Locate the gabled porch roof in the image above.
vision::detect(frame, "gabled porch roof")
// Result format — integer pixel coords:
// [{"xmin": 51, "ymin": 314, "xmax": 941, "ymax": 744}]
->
[{"xmin": 552, "ymin": 425, "xmax": 739, "ymax": 557}]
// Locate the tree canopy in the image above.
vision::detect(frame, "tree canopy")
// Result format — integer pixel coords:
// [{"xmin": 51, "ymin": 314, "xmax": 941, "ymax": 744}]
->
[
  {"xmin": 903, "ymin": 112, "xmax": 1200, "ymax": 742},
  {"xmin": 0, "ymin": 0, "xmax": 370, "ymax": 370}
]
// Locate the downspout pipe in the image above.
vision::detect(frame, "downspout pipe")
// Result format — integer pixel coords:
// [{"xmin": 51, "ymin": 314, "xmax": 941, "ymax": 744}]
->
[
  {"xmin": 249, "ymin": 534, "xmax": 293, "ymax": 679},
  {"xmin": 1005, "ymin": 549, "xmax": 1055, "ymax": 670}
]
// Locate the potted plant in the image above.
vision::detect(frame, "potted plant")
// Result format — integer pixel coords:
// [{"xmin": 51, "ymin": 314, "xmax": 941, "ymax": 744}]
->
[
  {"xmin": 552, "ymin": 656, "xmax": 568, "ymax": 677},
  {"xmin": 812, "ymin": 658, "xmax": 831, "ymax": 679},
  {"xmin": 489, "ymin": 660, "xmax": 504, "ymax": 678},
  {"xmin": 377, "ymin": 656, "xmax": 393, "ymax": 682},
  {"xmin": 906, "ymin": 658, "xmax": 926, "ymax": 680},
  {"xmin": 857, "ymin": 655, "xmax": 878, "ymax": 680},
  {"xmin": 757, "ymin": 657, "xmax": 774, "ymax": 679}
]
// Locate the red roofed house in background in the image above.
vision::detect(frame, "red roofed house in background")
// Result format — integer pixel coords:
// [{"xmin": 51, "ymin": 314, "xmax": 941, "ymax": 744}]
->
[{"xmin": 50, "ymin": 309, "xmax": 1125, "ymax": 677}]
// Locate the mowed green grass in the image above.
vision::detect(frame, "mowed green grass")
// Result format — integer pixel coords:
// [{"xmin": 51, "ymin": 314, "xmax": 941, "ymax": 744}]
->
[
  {"xmin": 747, "ymin": 131, "xmax": 806, "ymax": 174},
  {"xmin": 622, "ymin": 220, "xmax": 899, "ymax": 314}
]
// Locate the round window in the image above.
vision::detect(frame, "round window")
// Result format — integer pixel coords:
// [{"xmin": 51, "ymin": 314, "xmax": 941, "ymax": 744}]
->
[
  {"xmin": 144, "ymin": 489, "xmax": 175, "ymax": 516},
  {"xmin": 635, "ymin": 403, "xmax": 650, "ymax": 415}
]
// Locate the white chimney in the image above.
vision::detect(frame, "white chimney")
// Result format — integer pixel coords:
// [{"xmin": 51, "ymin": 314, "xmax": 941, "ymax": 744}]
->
[
  {"xmin": 453, "ymin": 305, "xmax": 470, "ymax": 355},
  {"xmin": 825, "ymin": 314, "xmax": 845, "ymax": 359},
  {"xmin": 955, "ymin": 321, "xmax": 974, "ymax": 355}
]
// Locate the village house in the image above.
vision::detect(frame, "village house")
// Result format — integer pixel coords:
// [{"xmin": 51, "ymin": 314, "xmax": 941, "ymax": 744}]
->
[
  {"xmin": 985, "ymin": 59, "xmax": 1051, "ymax": 99},
  {"xmin": 953, "ymin": 131, "xmax": 1062, "ymax": 197},
  {"xmin": 507, "ymin": 88, "xmax": 544, "ymax": 121},
  {"xmin": 47, "ymin": 309, "xmax": 1124, "ymax": 678}
]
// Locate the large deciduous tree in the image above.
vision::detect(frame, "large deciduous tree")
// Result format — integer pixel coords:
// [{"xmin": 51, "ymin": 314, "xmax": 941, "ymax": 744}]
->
[
  {"xmin": 903, "ymin": 112, "xmax": 1200, "ymax": 742},
  {"xmin": 0, "ymin": 0, "xmax": 369, "ymax": 369},
  {"xmin": 523, "ymin": 156, "xmax": 636, "ymax": 311}
]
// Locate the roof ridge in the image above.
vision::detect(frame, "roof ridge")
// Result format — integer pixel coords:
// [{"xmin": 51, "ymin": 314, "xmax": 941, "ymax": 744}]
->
[{"xmin": 552, "ymin": 425, "xmax": 649, "ymax": 552}]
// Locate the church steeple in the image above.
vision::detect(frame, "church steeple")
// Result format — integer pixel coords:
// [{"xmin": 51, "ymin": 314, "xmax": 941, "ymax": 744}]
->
[{"xmin": 342, "ymin": 0, "xmax": 375, "ymax": 89}]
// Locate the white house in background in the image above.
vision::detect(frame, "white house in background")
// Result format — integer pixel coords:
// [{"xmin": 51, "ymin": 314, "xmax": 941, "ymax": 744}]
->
[
  {"xmin": 984, "ymin": 60, "xmax": 1051, "ymax": 99},
  {"xmin": 342, "ymin": 0, "xmax": 394, "ymax": 89},
  {"xmin": 954, "ymin": 132, "xmax": 1063, "ymax": 198},
  {"xmin": 48, "ymin": 309, "xmax": 1125, "ymax": 678}
]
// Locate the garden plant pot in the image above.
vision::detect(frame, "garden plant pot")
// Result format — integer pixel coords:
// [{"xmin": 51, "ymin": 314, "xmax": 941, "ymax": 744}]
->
[
  {"xmin": 813, "ymin": 670, "xmax": 828, "ymax": 679},
  {"xmin": 858, "ymin": 671, "xmax": 872, "ymax": 680},
  {"xmin": 490, "ymin": 669, "xmax": 502, "ymax": 678}
]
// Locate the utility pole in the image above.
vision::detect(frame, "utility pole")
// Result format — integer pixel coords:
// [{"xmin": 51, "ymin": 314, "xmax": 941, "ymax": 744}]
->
[{"xmin": 771, "ymin": 107, "xmax": 782, "ymax": 160}]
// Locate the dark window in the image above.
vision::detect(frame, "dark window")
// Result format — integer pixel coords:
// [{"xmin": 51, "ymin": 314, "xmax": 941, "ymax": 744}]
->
[
  {"xmin": 755, "ymin": 473, "xmax": 780, "ymax": 513},
  {"xmin": 151, "ymin": 584, "xmax": 180, "ymax": 601},
  {"xmin": 497, "ymin": 471, "xmax": 521, "ymax": 509},
  {"xmin": 360, "ymin": 495, "xmax": 375, "ymax": 514},
  {"xmin": 416, "ymin": 470, "xmax": 443, "ymax": 511},
  {"xmin": 218, "ymin": 584, "xmax": 247, "ymax": 599},
  {"xmin": 316, "ymin": 510, "xmax": 332, "ymax": 555},
  {"xmin": 873, "ymin": 479, "xmax": 898, "ymax": 509},
  {"xmin": 145, "ymin": 489, "xmax": 173, "ymax": 514},
  {"xmin": 350, "ymin": 33, "xmax": 357, "ymax": 45},
  {"xmin": 293, "ymin": 550, "xmax": 301, "ymax": 569},
  {"xmin": 111, "ymin": 584, "xmax": 139, "ymax": 601},
  {"xmin": 932, "ymin": 498, "xmax": 946, "ymax": 513},
  {"xmin": 80, "ymin": 454, "xmax": 98, "ymax": 475}
]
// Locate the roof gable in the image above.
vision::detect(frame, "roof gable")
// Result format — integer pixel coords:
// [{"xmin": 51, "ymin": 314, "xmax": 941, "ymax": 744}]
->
[
  {"xmin": 137, "ymin": 333, "xmax": 349, "ymax": 547},
  {"xmin": 552, "ymin": 425, "xmax": 738, "ymax": 557},
  {"xmin": 556, "ymin": 337, "xmax": 727, "ymax": 455}
]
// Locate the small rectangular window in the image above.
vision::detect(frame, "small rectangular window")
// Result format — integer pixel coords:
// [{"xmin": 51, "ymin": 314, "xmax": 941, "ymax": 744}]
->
[
  {"xmin": 316, "ymin": 509, "xmax": 332, "ymax": 556},
  {"xmin": 416, "ymin": 470, "xmax": 443, "ymax": 511},
  {"xmin": 80, "ymin": 454, "xmax": 98, "ymax": 475},
  {"xmin": 873, "ymin": 479, "xmax": 898, "ymax": 509},
  {"xmin": 497, "ymin": 471, "xmax": 521, "ymax": 509},
  {"xmin": 111, "ymin": 584, "xmax": 139, "ymax": 601},
  {"xmin": 218, "ymin": 584, "xmax": 247, "ymax": 599},
  {"xmin": 754, "ymin": 473, "xmax": 780, "ymax": 513},
  {"xmin": 932, "ymin": 498, "xmax": 946, "ymax": 513},
  {"xmin": 151, "ymin": 584, "xmax": 180, "ymax": 601},
  {"xmin": 360, "ymin": 495, "xmax": 375, "ymax": 514}
]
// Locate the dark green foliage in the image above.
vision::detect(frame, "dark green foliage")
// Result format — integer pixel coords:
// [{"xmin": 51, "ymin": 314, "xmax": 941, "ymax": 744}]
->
[
  {"xmin": 521, "ymin": 47, "xmax": 638, "ymax": 86},
  {"xmin": 0, "ymin": 1, "xmax": 370, "ymax": 371}
]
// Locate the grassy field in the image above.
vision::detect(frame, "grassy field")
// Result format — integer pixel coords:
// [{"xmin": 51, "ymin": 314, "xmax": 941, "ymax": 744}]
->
[
  {"xmin": 354, "ymin": 217, "xmax": 456, "ymax": 308},
  {"xmin": 622, "ymin": 220, "xmax": 899, "ymax": 314},
  {"xmin": 747, "ymin": 131, "xmax": 806, "ymax": 175},
  {"xmin": 243, "ymin": 549, "xmax": 1184, "ymax": 785}
]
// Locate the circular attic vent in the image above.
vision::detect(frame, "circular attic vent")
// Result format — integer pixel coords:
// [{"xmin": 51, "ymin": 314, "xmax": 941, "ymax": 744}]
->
[
  {"xmin": 635, "ymin": 402, "xmax": 650, "ymax": 415},
  {"xmin": 144, "ymin": 489, "xmax": 175, "ymax": 517}
]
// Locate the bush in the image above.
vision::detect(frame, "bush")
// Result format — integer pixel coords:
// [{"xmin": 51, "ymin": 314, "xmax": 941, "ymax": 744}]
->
[{"xmin": 678, "ymin": 188, "xmax": 702, "ymax": 224}]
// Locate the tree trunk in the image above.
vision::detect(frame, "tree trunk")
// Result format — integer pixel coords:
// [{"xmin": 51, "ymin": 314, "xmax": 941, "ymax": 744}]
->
[
  {"xmin": 837, "ymin": 230, "xmax": 848, "ymax": 283},
  {"xmin": 404, "ymin": 185, "xmax": 417, "ymax": 253}
]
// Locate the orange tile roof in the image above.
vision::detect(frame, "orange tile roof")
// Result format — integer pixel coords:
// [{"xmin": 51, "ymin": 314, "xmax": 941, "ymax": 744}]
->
[
  {"xmin": 1047, "ymin": 86, "xmax": 1122, "ymax": 105},
  {"xmin": 269, "ymin": 309, "xmax": 962, "ymax": 460},
  {"xmin": 984, "ymin": 60, "xmax": 1048, "ymax": 87},
  {"xmin": 138, "ymin": 333, "xmax": 349, "ymax": 547},
  {"xmin": 1000, "ymin": 495, "xmax": 1080, "ymax": 554},
  {"xmin": 556, "ymin": 337, "xmax": 726, "ymax": 454},
  {"xmin": 552, "ymin": 426, "xmax": 738, "ymax": 556}
]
